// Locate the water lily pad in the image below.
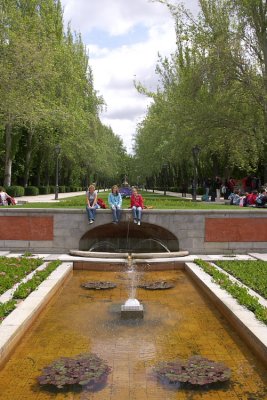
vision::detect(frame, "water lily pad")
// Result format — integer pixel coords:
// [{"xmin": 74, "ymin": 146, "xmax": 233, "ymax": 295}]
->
[
  {"xmin": 37, "ymin": 353, "xmax": 111, "ymax": 390},
  {"xmin": 154, "ymin": 355, "xmax": 231, "ymax": 387},
  {"xmin": 81, "ymin": 281, "xmax": 117, "ymax": 290},
  {"xmin": 138, "ymin": 281, "xmax": 175, "ymax": 290}
]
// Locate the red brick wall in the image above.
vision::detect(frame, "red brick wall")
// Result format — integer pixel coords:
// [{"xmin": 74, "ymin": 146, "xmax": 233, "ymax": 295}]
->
[
  {"xmin": 205, "ymin": 218, "xmax": 267, "ymax": 242},
  {"xmin": 0, "ymin": 216, "xmax": 53, "ymax": 240}
]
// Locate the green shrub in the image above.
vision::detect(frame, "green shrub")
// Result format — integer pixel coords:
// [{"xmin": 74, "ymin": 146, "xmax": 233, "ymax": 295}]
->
[
  {"xmin": 59, "ymin": 185, "xmax": 66, "ymax": 193},
  {"xmin": 70, "ymin": 186, "xmax": 82, "ymax": 192},
  {"xmin": 49, "ymin": 185, "xmax": 55, "ymax": 194},
  {"xmin": 38, "ymin": 186, "xmax": 50, "ymax": 195},
  {"xmin": 6, "ymin": 186, "xmax": 25, "ymax": 197},
  {"xmin": 25, "ymin": 186, "xmax": 39, "ymax": 196}
]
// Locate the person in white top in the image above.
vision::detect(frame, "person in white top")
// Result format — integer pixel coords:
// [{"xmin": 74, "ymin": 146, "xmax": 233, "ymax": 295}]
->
[{"xmin": 0, "ymin": 187, "xmax": 12, "ymax": 206}]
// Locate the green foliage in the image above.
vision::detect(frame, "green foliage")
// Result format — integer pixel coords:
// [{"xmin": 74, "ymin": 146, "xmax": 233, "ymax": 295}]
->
[
  {"xmin": 0, "ymin": 300, "xmax": 16, "ymax": 322},
  {"xmin": 0, "ymin": 257, "xmax": 43, "ymax": 295},
  {"xmin": 6, "ymin": 186, "xmax": 25, "ymax": 197},
  {"xmin": 13, "ymin": 260, "xmax": 61, "ymax": 299},
  {"xmin": 58, "ymin": 186, "xmax": 66, "ymax": 193},
  {"xmin": 24, "ymin": 186, "xmax": 39, "ymax": 196},
  {"xmin": 38, "ymin": 186, "xmax": 50, "ymax": 195},
  {"xmin": 195, "ymin": 259, "xmax": 267, "ymax": 324},
  {"xmin": 215, "ymin": 260, "xmax": 267, "ymax": 299},
  {"xmin": 135, "ymin": 0, "xmax": 266, "ymax": 185},
  {"xmin": 0, "ymin": 1, "xmax": 127, "ymax": 189}
]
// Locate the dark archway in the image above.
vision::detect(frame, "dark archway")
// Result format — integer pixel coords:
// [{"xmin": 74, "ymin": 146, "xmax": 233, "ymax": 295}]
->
[{"xmin": 79, "ymin": 222, "xmax": 179, "ymax": 252}]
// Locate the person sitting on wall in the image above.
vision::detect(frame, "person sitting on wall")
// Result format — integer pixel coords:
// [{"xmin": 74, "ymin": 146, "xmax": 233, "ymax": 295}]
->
[
  {"xmin": 130, "ymin": 187, "xmax": 144, "ymax": 226},
  {"xmin": 108, "ymin": 185, "xmax": 122, "ymax": 224},
  {"xmin": 86, "ymin": 184, "xmax": 99, "ymax": 224}
]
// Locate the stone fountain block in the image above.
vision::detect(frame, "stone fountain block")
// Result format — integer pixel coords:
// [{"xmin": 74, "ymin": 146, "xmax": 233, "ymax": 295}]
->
[
  {"xmin": 121, "ymin": 304, "xmax": 144, "ymax": 319},
  {"xmin": 121, "ymin": 299, "xmax": 144, "ymax": 319}
]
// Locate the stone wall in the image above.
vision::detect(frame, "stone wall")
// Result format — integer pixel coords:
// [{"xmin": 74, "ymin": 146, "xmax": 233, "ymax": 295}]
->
[{"xmin": 0, "ymin": 207, "xmax": 266, "ymax": 254}]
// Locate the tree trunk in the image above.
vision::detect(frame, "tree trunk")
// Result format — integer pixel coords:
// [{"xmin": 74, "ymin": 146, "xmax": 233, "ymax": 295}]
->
[
  {"xmin": 23, "ymin": 129, "xmax": 33, "ymax": 187},
  {"xmin": 4, "ymin": 123, "xmax": 13, "ymax": 187}
]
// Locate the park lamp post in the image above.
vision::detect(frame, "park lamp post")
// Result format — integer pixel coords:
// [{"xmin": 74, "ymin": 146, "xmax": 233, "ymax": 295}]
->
[
  {"xmin": 163, "ymin": 163, "xmax": 168, "ymax": 196},
  {"xmin": 192, "ymin": 145, "xmax": 200, "ymax": 201},
  {"xmin": 54, "ymin": 144, "xmax": 61, "ymax": 200}
]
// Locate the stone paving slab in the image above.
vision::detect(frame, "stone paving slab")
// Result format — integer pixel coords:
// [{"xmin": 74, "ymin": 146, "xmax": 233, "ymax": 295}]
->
[{"xmin": 249, "ymin": 252, "xmax": 267, "ymax": 261}]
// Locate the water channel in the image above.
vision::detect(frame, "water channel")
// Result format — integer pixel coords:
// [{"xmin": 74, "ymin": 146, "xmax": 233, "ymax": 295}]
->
[{"xmin": 0, "ymin": 267, "xmax": 266, "ymax": 399}]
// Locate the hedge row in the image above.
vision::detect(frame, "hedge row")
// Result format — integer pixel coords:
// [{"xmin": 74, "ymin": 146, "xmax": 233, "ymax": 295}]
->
[{"xmin": 6, "ymin": 186, "xmax": 83, "ymax": 197}]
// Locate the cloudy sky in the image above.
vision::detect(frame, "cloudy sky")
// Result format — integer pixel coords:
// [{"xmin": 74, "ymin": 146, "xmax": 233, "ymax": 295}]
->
[{"xmin": 61, "ymin": 0, "xmax": 200, "ymax": 153}]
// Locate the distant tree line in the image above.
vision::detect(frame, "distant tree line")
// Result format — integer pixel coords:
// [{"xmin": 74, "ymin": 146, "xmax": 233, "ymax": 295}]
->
[
  {"xmin": 134, "ymin": 0, "xmax": 267, "ymax": 191},
  {"xmin": 0, "ymin": 0, "xmax": 128, "ymax": 190}
]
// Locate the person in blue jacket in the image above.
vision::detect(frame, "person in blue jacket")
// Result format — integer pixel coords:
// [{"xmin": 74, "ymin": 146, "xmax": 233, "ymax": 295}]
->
[{"xmin": 108, "ymin": 185, "xmax": 122, "ymax": 224}]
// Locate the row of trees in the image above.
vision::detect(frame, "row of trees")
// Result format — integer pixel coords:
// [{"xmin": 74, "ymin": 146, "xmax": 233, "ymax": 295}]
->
[
  {"xmin": 134, "ymin": 0, "xmax": 267, "ymax": 190},
  {"xmin": 0, "ymin": 0, "xmax": 128, "ymax": 190}
]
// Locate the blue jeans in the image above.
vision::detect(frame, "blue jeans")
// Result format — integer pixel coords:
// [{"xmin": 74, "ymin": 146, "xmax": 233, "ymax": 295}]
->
[
  {"xmin": 86, "ymin": 205, "xmax": 98, "ymax": 221},
  {"xmin": 132, "ymin": 206, "xmax": 142, "ymax": 221},
  {"xmin": 111, "ymin": 206, "xmax": 121, "ymax": 222}
]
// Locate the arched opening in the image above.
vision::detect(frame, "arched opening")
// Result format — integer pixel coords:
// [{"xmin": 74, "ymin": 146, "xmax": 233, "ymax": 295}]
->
[{"xmin": 79, "ymin": 222, "xmax": 179, "ymax": 252}]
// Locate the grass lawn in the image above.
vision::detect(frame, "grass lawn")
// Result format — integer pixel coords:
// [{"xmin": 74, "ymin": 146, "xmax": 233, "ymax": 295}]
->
[{"xmin": 17, "ymin": 191, "xmax": 232, "ymax": 209}]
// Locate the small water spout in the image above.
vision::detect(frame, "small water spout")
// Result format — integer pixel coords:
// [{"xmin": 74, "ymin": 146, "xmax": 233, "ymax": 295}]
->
[{"xmin": 121, "ymin": 253, "xmax": 144, "ymax": 319}]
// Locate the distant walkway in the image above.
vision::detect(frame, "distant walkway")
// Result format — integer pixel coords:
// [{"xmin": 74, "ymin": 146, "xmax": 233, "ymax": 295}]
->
[{"xmin": 15, "ymin": 191, "xmax": 85, "ymax": 203}]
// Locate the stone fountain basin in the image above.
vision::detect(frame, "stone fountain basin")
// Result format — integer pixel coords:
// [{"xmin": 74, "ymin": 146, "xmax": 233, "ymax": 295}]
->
[{"xmin": 69, "ymin": 250, "xmax": 189, "ymax": 258}]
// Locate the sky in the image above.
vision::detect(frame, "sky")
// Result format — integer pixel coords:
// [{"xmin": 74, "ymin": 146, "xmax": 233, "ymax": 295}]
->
[{"xmin": 61, "ymin": 0, "xmax": 200, "ymax": 153}]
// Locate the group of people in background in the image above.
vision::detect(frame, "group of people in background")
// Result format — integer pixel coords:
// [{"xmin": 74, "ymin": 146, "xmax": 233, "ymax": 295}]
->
[
  {"xmin": 228, "ymin": 188, "xmax": 267, "ymax": 207},
  {"xmin": 203, "ymin": 174, "xmax": 267, "ymax": 207},
  {"xmin": 86, "ymin": 184, "xmax": 144, "ymax": 225}
]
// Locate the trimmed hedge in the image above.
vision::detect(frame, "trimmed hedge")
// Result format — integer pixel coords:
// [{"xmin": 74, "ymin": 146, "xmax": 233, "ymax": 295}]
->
[
  {"xmin": 38, "ymin": 186, "xmax": 50, "ymax": 195},
  {"xmin": 24, "ymin": 186, "xmax": 39, "ymax": 196},
  {"xmin": 6, "ymin": 186, "xmax": 25, "ymax": 197}
]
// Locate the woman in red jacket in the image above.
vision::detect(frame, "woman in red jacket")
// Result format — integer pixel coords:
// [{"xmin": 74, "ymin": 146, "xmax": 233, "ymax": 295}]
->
[{"xmin": 130, "ymin": 187, "xmax": 144, "ymax": 226}]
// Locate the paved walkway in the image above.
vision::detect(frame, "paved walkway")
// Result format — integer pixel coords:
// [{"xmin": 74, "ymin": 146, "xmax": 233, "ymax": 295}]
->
[{"xmin": 15, "ymin": 190, "xmax": 86, "ymax": 203}]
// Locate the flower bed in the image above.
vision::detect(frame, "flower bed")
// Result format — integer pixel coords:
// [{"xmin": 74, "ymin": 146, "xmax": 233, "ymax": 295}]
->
[{"xmin": 195, "ymin": 259, "xmax": 267, "ymax": 325}]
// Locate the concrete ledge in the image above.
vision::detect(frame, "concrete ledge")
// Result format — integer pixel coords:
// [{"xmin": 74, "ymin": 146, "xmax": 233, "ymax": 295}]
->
[
  {"xmin": 0, "ymin": 262, "xmax": 72, "ymax": 368},
  {"xmin": 185, "ymin": 262, "xmax": 267, "ymax": 367}
]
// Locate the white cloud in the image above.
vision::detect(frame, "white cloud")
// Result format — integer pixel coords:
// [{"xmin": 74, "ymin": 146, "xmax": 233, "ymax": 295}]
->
[{"xmin": 61, "ymin": 0, "xmax": 200, "ymax": 153}]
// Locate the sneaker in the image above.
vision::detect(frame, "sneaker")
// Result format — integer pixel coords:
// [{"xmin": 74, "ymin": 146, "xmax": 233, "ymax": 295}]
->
[
  {"xmin": 137, "ymin": 221, "xmax": 141, "ymax": 226},
  {"xmin": 133, "ymin": 219, "xmax": 137, "ymax": 224},
  {"xmin": 89, "ymin": 220, "xmax": 94, "ymax": 224}
]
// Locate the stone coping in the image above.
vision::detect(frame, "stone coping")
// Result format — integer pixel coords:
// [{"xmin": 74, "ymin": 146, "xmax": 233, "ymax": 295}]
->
[{"xmin": 1, "ymin": 207, "xmax": 267, "ymax": 215}]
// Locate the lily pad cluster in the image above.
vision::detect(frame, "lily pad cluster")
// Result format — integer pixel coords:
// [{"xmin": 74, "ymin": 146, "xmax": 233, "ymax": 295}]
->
[
  {"xmin": 81, "ymin": 281, "xmax": 117, "ymax": 290},
  {"xmin": 138, "ymin": 281, "xmax": 175, "ymax": 290},
  {"xmin": 37, "ymin": 353, "xmax": 111, "ymax": 390},
  {"xmin": 154, "ymin": 355, "xmax": 231, "ymax": 387}
]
